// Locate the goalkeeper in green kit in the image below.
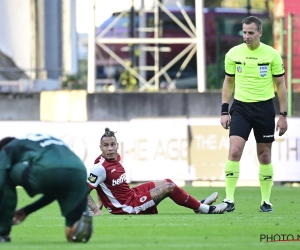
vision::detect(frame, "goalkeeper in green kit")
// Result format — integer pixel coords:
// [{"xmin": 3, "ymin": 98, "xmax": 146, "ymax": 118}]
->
[{"xmin": 0, "ymin": 134, "xmax": 93, "ymax": 243}]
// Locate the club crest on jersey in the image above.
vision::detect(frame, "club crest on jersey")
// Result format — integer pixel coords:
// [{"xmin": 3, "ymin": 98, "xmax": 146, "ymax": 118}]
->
[
  {"xmin": 259, "ymin": 66, "xmax": 268, "ymax": 77},
  {"xmin": 140, "ymin": 196, "xmax": 147, "ymax": 203},
  {"xmin": 236, "ymin": 66, "xmax": 242, "ymax": 73},
  {"xmin": 88, "ymin": 173, "xmax": 98, "ymax": 183}
]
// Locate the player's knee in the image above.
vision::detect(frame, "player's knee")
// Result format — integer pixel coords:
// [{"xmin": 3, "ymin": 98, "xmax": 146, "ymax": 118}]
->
[
  {"xmin": 165, "ymin": 178, "xmax": 175, "ymax": 184},
  {"xmin": 229, "ymin": 146, "xmax": 243, "ymax": 161},
  {"xmin": 164, "ymin": 179, "xmax": 177, "ymax": 194},
  {"xmin": 258, "ymin": 153, "xmax": 271, "ymax": 164},
  {"xmin": 165, "ymin": 182, "xmax": 176, "ymax": 194}
]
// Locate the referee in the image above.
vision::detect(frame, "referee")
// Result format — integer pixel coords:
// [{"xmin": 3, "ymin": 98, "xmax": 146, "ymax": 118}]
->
[{"xmin": 220, "ymin": 16, "xmax": 288, "ymax": 213}]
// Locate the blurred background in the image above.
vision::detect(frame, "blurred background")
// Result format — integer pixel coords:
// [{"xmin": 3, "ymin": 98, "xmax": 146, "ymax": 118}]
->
[
  {"xmin": 0, "ymin": 0, "xmax": 299, "ymax": 183},
  {"xmin": 0, "ymin": 0, "xmax": 295, "ymax": 93}
]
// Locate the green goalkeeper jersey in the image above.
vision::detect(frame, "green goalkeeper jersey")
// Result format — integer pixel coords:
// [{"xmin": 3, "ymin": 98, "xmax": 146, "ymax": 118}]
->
[
  {"xmin": 0, "ymin": 134, "xmax": 86, "ymax": 194},
  {"xmin": 224, "ymin": 42, "xmax": 285, "ymax": 102}
]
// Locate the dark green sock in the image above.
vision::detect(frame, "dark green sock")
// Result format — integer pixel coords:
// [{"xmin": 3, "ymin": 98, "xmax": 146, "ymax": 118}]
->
[
  {"xmin": 225, "ymin": 160, "xmax": 240, "ymax": 202},
  {"xmin": 259, "ymin": 163, "xmax": 273, "ymax": 205}
]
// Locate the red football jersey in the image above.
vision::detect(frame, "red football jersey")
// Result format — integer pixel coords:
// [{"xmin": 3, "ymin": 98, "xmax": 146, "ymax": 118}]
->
[{"xmin": 87, "ymin": 154, "xmax": 157, "ymax": 214}]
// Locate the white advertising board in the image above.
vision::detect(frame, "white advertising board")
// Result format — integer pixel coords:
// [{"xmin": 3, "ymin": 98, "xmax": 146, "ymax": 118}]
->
[
  {"xmin": 0, "ymin": 118, "xmax": 299, "ymax": 182},
  {"xmin": 188, "ymin": 118, "xmax": 300, "ymax": 182},
  {"xmin": 0, "ymin": 121, "xmax": 129, "ymax": 172},
  {"xmin": 122, "ymin": 118, "xmax": 194, "ymax": 181}
]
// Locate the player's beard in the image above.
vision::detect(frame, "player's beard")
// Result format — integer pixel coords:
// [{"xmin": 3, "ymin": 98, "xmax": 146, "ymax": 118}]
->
[{"xmin": 106, "ymin": 152, "xmax": 116, "ymax": 161}]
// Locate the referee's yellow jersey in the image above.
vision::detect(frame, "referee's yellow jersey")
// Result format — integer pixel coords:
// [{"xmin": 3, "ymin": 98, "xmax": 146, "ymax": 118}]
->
[{"xmin": 225, "ymin": 43, "xmax": 285, "ymax": 102}]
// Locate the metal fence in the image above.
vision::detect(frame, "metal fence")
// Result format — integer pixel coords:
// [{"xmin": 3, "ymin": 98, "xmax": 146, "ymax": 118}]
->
[{"xmin": 283, "ymin": 13, "xmax": 300, "ymax": 116}]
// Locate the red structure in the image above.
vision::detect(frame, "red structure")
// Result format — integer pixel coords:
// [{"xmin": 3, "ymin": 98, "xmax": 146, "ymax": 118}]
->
[{"xmin": 274, "ymin": 0, "xmax": 300, "ymax": 91}]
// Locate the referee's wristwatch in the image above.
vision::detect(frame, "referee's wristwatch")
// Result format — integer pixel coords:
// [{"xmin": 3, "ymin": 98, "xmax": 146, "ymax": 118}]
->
[{"xmin": 280, "ymin": 111, "xmax": 287, "ymax": 117}]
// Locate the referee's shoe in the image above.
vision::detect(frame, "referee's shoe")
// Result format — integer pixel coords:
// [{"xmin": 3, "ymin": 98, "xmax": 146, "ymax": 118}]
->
[
  {"xmin": 260, "ymin": 201, "xmax": 274, "ymax": 212},
  {"xmin": 223, "ymin": 199, "xmax": 235, "ymax": 212}
]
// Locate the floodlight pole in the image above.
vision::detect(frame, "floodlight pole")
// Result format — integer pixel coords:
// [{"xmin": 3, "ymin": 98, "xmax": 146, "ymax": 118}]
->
[
  {"xmin": 87, "ymin": 0, "xmax": 96, "ymax": 93},
  {"xmin": 247, "ymin": 0, "xmax": 251, "ymax": 16},
  {"xmin": 195, "ymin": 0, "xmax": 206, "ymax": 92}
]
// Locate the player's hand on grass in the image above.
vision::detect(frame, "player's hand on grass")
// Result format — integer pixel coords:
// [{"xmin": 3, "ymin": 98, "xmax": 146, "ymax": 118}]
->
[
  {"xmin": 12, "ymin": 209, "xmax": 27, "ymax": 225},
  {"xmin": 89, "ymin": 204, "xmax": 103, "ymax": 216},
  {"xmin": 90, "ymin": 207, "xmax": 103, "ymax": 216}
]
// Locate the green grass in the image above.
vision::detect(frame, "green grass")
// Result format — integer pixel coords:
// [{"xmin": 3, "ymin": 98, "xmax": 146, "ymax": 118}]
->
[{"xmin": 3, "ymin": 186, "xmax": 300, "ymax": 250}]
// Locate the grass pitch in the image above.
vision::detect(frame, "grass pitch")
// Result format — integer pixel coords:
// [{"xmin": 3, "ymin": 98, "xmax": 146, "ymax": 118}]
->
[{"xmin": 3, "ymin": 185, "xmax": 300, "ymax": 250}]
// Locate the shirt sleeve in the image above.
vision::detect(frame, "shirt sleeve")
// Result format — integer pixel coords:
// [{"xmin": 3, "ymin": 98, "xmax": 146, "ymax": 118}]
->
[
  {"xmin": 224, "ymin": 50, "xmax": 236, "ymax": 76},
  {"xmin": 87, "ymin": 162, "xmax": 106, "ymax": 188},
  {"xmin": 271, "ymin": 50, "xmax": 285, "ymax": 76},
  {"xmin": 23, "ymin": 195, "xmax": 55, "ymax": 215}
]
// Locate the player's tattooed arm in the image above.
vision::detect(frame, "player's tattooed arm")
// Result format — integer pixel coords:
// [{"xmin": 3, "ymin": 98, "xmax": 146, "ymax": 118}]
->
[
  {"xmin": 87, "ymin": 194, "xmax": 103, "ymax": 216},
  {"xmin": 97, "ymin": 195, "xmax": 103, "ymax": 210}
]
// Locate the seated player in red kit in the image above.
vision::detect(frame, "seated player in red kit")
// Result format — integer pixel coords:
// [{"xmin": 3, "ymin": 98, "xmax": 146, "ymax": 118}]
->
[{"xmin": 86, "ymin": 128, "xmax": 228, "ymax": 215}]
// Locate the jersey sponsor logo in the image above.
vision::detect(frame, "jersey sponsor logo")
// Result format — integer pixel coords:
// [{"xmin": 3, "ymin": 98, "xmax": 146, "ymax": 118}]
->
[
  {"xmin": 88, "ymin": 173, "xmax": 98, "ymax": 183},
  {"xmin": 259, "ymin": 66, "xmax": 268, "ymax": 77},
  {"xmin": 246, "ymin": 57, "xmax": 258, "ymax": 60},
  {"xmin": 112, "ymin": 173, "xmax": 127, "ymax": 186},
  {"xmin": 226, "ymin": 172, "xmax": 234, "ymax": 177},
  {"xmin": 237, "ymin": 66, "xmax": 242, "ymax": 73},
  {"xmin": 140, "ymin": 196, "xmax": 147, "ymax": 203}
]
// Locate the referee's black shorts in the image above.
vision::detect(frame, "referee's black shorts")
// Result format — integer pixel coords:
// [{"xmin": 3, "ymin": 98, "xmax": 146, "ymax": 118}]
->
[{"xmin": 229, "ymin": 99, "xmax": 275, "ymax": 143}]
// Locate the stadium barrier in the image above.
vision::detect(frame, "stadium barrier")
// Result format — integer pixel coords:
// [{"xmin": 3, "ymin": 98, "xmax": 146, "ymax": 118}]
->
[{"xmin": 0, "ymin": 117, "xmax": 299, "ymax": 182}]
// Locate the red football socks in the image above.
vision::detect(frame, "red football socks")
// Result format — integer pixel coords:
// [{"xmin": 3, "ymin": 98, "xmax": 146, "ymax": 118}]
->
[{"xmin": 166, "ymin": 179, "xmax": 200, "ymax": 210}]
